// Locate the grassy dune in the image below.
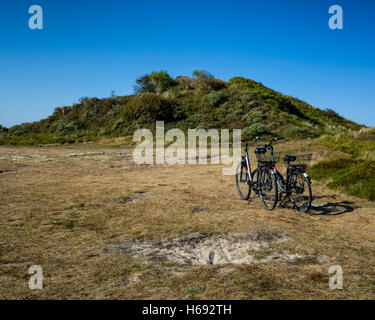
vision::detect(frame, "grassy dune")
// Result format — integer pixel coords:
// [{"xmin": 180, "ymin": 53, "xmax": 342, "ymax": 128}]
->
[{"xmin": 0, "ymin": 72, "xmax": 362, "ymax": 145}]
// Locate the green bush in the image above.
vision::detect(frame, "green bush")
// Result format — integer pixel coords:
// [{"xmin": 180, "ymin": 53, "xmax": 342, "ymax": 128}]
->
[
  {"xmin": 228, "ymin": 77, "xmax": 257, "ymax": 90},
  {"xmin": 242, "ymin": 123, "xmax": 270, "ymax": 139},
  {"xmin": 325, "ymin": 108, "xmax": 343, "ymax": 119},
  {"xmin": 284, "ymin": 126, "xmax": 318, "ymax": 139},
  {"xmin": 79, "ymin": 96, "xmax": 90, "ymax": 104},
  {"xmin": 134, "ymin": 71, "xmax": 175, "ymax": 95},
  {"xmin": 208, "ymin": 79, "xmax": 227, "ymax": 91},
  {"xmin": 242, "ymin": 109, "xmax": 266, "ymax": 124},
  {"xmin": 0, "ymin": 125, "xmax": 8, "ymax": 133},
  {"xmin": 112, "ymin": 119, "xmax": 125, "ymax": 130},
  {"xmin": 122, "ymin": 93, "xmax": 174, "ymax": 123},
  {"xmin": 318, "ymin": 134, "xmax": 375, "ymax": 157},
  {"xmin": 192, "ymin": 70, "xmax": 215, "ymax": 91},
  {"xmin": 56, "ymin": 123, "xmax": 77, "ymax": 135},
  {"xmin": 175, "ymin": 76, "xmax": 194, "ymax": 91},
  {"xmin": 192, "ymin": 70, "xmax": 214, "ymax": 81},
  {"xmin": 8, "ymin": 124, "xmax": 32, "ymax": 136},
  {"xmin": 205, "ymin": 91, "xmax": 227, "ymax": 108},
  {"xmin": 308, "ymin": 159, "xmax": 375, "ymax": 201},
  {"xmin": 239, "ymin": 92, "xmax": 257, "ymax": 104}
]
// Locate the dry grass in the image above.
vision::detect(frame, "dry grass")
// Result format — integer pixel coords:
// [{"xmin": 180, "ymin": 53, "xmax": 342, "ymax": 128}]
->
[{"xmin": 0, "ymin": 141, "xmax": 375, "ymax": 299}]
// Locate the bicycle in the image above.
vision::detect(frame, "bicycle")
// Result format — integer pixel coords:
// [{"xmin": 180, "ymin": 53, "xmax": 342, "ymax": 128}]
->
[
  {"xmin": 257, "ymin": 137, "xmax": 313, "ymax": 212},
  {"xmin": 274, "ymin": 153, "xmax": 313, "ymax": 213},
  {"xmin": 235, "ymin": 137, "xmax": 279, "ymax": 211}
]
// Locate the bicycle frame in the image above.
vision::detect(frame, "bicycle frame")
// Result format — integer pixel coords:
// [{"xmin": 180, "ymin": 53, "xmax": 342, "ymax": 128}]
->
[
  {"xmin": 276, "ymin": 158, "xmax": 312, "ymax": 211},
  {"xmin": 243, "ymin": 142, "xmax": 253, "ymax": 184},
  {"xmin": 280, "ymin": 164, "xmax": 309, "ymax": 192},
  {"xmin": 242, "ymin": 139, "xmax": 273, "ymax": 190},
  {"xmin": 263, "ymin": 139, "xmax": 278, "ymax": 171}
]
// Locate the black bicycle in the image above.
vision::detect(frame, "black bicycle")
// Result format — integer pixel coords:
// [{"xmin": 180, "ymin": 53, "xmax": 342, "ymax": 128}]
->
[
  {"xmin": 274, "ymin": 153, "xmax": 313, "ymax": 213},
  {"xmin": 235, "ymin": 137, "xmax": 279, "ymax": 211}
]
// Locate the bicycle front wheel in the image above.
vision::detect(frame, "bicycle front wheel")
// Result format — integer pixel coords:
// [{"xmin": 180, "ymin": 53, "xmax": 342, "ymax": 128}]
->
[
  {"xmin": 259, "ymin": 166, "xmax": 278, "ymax": 211},
  {"xmin": 289, "ymin": 170, "xmax": 312, "ymax": 213},
  {"xmin": 235, "ymin": 162, "xmax": 251, "ymax": 200}
]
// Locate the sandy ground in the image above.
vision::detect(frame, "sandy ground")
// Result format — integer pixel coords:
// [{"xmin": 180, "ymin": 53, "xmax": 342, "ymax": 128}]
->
[{"xmin": 0, "ymin": 144, "xmax": 374, "ymax": 299}]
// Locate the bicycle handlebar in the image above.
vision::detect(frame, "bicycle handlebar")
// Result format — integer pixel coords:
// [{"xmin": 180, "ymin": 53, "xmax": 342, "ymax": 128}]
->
[
  {"xmin": 263, "ymin": 137, "xmax": 284, "ymax": 150},
  {"xmin": 241, "ymin": 136, "xmax": 284, "ymax": 151}
]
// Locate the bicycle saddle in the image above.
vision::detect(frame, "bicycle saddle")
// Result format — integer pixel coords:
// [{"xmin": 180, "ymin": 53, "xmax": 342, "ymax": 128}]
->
[
  {"xmin": 254, "ymin": 147, "xmax": 267, "ymax": 154},
  {"xmin": 284, "ymin": 155, "xmax": 296, "ymax": 162}
]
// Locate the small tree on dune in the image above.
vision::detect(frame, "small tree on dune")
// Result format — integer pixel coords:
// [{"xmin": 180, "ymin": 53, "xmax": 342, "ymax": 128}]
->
[
  {"xmin": 192, "ymin": 70, "xmax": 214, "ymax": 91},
  {"xmin": 134, "ymin": 71, "xmax": 175, "ymax": 95}
]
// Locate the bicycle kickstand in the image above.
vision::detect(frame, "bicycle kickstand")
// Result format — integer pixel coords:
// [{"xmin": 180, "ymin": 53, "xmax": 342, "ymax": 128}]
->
[
  {"xmin": 248, "ymin": 193, "xmax": 258, "ymax": 205},
  {"xmin": 278, "ymin": 194, "xmax": 289, "ymax": 208}
]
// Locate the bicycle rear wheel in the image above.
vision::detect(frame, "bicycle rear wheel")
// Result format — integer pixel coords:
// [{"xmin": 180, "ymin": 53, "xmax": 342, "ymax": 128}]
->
[
  {"xmin": 259, "ymin": 166, "xmax": 278, "ymax": 211},
  {"xmin": 274, "ymin": 171, "xmax": 286, "ymax": 201},
  {"xmin": 289, "ymin": 170, "xmax": 312, "ymax": 213}
]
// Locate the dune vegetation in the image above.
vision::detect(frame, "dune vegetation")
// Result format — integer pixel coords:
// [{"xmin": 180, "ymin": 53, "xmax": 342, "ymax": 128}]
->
[
  {"xmin": 0, "ymin": 70, "xmax": 362, "ymax": 145},
  {"xmin": 308, "ymin": 128, "xmax": 375, "ymax": 201}
]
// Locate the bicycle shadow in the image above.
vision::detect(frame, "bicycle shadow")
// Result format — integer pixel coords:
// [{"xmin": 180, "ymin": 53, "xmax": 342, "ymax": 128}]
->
[{"xmin": 309, "ymin": 195, "xmax": 359, "ymax": 216}]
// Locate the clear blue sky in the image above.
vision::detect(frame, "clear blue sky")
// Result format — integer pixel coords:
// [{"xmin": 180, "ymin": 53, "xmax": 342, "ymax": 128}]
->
[{"xmin": 1, "ymin": 0, "xmax": 374, "ymax": 127}]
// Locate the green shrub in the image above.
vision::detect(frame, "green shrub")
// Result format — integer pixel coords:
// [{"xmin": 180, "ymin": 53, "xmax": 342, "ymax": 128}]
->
[
  {"xmin": 284, "ymin": 126, "xmax": 318, "ymax": 139},
  {"xmin": 318, "ymin": 134, "xmax": 375, "ymax": 157},
  {"xmin": 308, "ymin": 158, "xmax": 375, "ymax": 201},
  {"xmin": 79, "ymin": 96, "xmax": 90, "ymax": 104},
  {"xmin": 228, "ymin": 77, "xmax": 257, "ymax": 90},
  {"xmin": 175, "ymin": 76, "xmax": 194, "ymax": 91},
  {"xmin": 192, "ymin": 70, "xmax": 214, "ymax": 81},
  {"xmin": 56, "ymin": 123, "xmax": 77, "ymax": 135},
  {"xmin": 208, "ymin": 78, "xmax": 227, "ymax": 91},
  {"xmin": 239, "ymin": 92, "xmax": 257, "ymax": 104},
  {"xmin": 0, "ymin": 125, "xmax": 8, "ymax": 133},
  {"xmin": 325, "ymin": 108, "xmax": 343, "ymax": 119},
  {"xmin": 73, "ymin": 120, "xmax": 88, "ymax": 130},
  {"xmin": 205, "ymin": 91, "xmax": 227, "ymax": 108},
  {"xmin": 242, "ymin": 123, "xmax": 270, "ymax": 139},
  {"xmin": 347, "ymin": 179, "xmax": 375, "ymax": 201},
  {"xmin": 192, "ymin": 70, "xmax": 216, "ymax": 91},
  {"xmin": 242, "ymin": 109, "xmax": 266, "ymax": 123},
  {"xmin": 112, "ymin": 119, "xmax": 125, "ymax": 130},
  {"xmin": 8, "ymin": 124, "xmax": 32, "ymax": 136},
  {"xmin": 134, "ymin": 71, "xmax": 175, "ymax": 95},
  {"xmin": 122, "ymin": 93, "xmax": 174, "ymax": 123}
]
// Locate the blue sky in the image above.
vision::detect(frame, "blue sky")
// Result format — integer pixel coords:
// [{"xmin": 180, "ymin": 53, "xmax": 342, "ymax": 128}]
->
[{"xmin": 0, "ymin": 0, "xmax": 374, "ymax": 127}]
